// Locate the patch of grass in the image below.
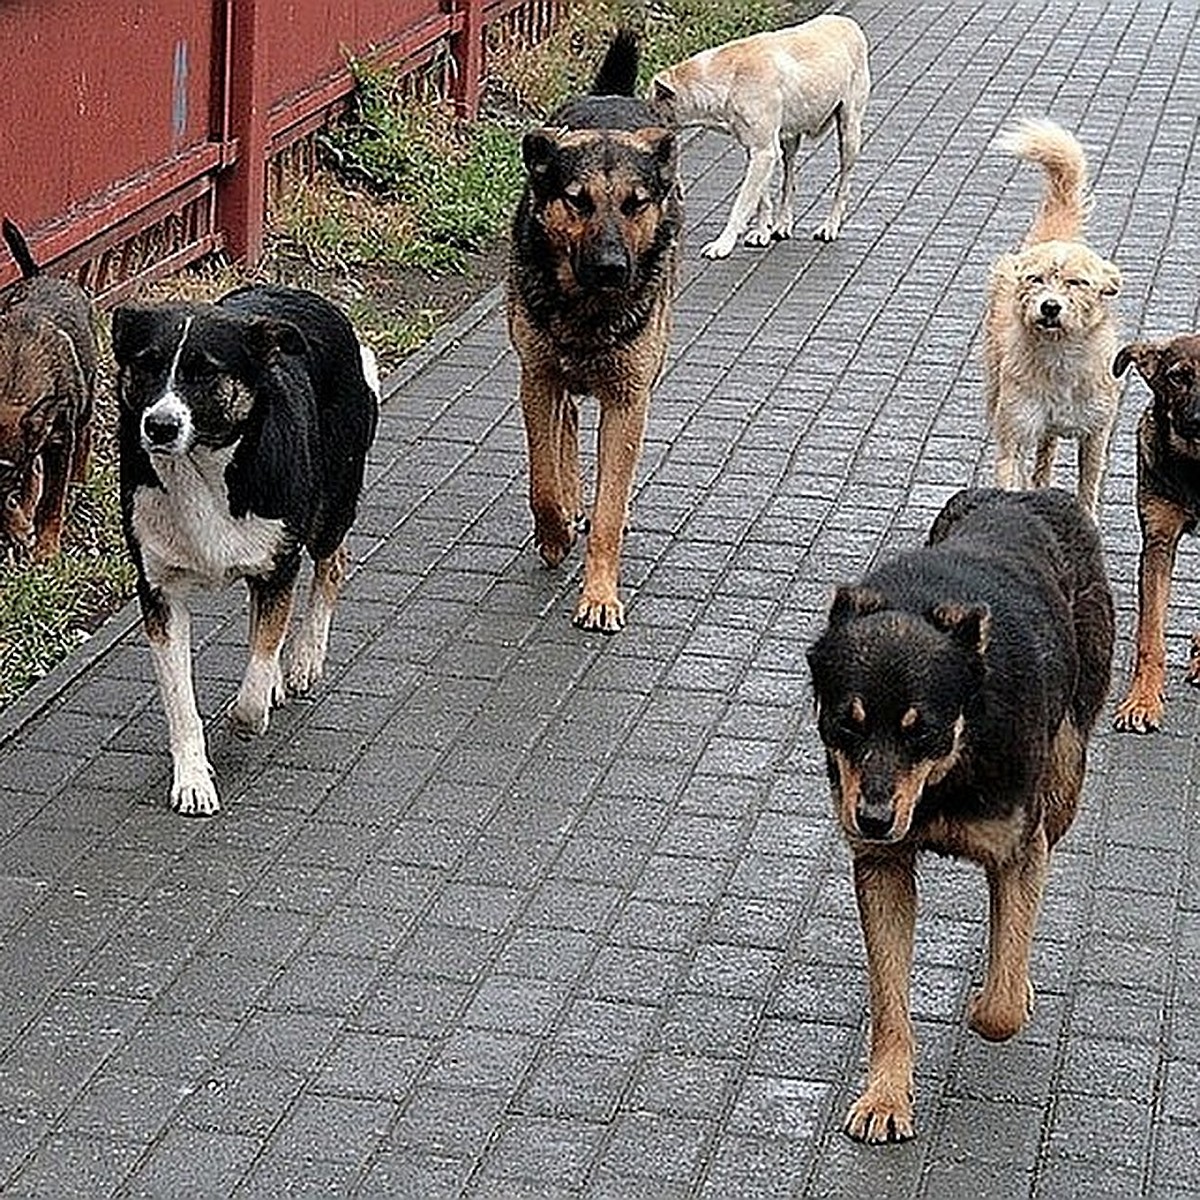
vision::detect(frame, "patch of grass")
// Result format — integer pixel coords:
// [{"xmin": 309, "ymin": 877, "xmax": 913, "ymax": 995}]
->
[{"xmin": 0, "ymin": 462, "xmax": 135, "ymax": 708}]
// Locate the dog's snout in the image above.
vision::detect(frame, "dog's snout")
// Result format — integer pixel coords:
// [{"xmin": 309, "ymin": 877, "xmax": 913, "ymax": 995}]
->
[
  {"xmin": 1039, "ymin": 298, "xmax": 1062, "ymax": 321},
  {"xmin": 142, "ymin": 410, "xmax": 184, "ymax": 450},
  {"xmin": 578, "ymin": 231, "xmax": 632, "ymax": 291},
  {"xmin": 854, "ymin": 792, "xmax": 897, "ymax": 841}
]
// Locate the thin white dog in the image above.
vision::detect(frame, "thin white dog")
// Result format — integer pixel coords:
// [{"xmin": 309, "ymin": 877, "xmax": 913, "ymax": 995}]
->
[{"xmin": 649, "ymin": 14, "xmax": 870, "ymax": 258}]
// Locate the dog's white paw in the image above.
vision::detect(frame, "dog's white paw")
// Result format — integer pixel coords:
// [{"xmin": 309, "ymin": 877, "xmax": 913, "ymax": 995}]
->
[
  {"xmin": 229, "ymin": 660, "xmax": 285, "ymax": 736},
  {"xmin": 744, "ymin": 227, "xmax": 773, "ymax": 248},
  {"xmin": 171, "ymin": 764, "xmax": 220, "ymax": 816},
  {"xmin": 773, "ymin": 217, "xmax": 794, "ymax": 240},
  {"xmin": 813, "ymin": 219, "xmax": 842, "ymax": 242},
  {"xmin": 701, "ymin": 236, "xmax": 735, "ymax": 259},
  {"xmin": 285, "ymin": 642, "xmax": 327, "ymax": 696}
]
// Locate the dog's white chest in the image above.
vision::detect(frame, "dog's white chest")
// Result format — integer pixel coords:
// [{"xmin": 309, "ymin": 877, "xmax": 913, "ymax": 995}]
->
[{"xmin": 133, "ymin": 447, "xmax": 288, "ymax": 588}]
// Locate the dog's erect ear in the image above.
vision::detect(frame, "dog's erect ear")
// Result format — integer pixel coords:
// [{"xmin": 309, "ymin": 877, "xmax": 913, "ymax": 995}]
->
[
  {"xmin": 649, "ymin": 75, "xmax": 677, "ymax": 116},
  {"xmin": 929, "ymin": 601, "xmax": 991, "ymax": 655},
  {"xmin": 522, "ymin": 129, "xmax": 562, "ymax": 179},
  {"xmin": 828, "ymin": 585, "xmax": 888, "ymax": 626},
  {"xmin": 1113, "ymin": 341, "xmax": 1158, "ymax": 380},
  {"xmin": 632, "ymin": 126, "xmax": 677, "ymax": 177}
]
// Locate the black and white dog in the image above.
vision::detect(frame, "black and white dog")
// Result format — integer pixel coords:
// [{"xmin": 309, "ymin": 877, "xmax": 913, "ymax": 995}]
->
[{"xmin": 112, "ymin": 286, "xmax": 380, "ymax": 815}]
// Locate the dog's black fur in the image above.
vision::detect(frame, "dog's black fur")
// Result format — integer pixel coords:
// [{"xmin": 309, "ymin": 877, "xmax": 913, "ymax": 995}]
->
[
  {"xmin": 112, "ymin": 284, "xmax": 378, "ymax": 815},
  {"xmin": 807, "ymin": 487, "xmax": 1112, "ymax": 1142}
]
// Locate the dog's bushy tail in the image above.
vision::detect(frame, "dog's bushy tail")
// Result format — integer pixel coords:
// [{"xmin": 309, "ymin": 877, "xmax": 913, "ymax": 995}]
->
[
  {"xmin": 2, "ymin": 218, "xmax": 40, "ymax": 279},
  {"xmin": 590, "ymin": 28, "xmax": 639, "ymax": 97},
  {"xmin": 998, "ymin": 117, "xmax": 1091, "ymax": 245}
]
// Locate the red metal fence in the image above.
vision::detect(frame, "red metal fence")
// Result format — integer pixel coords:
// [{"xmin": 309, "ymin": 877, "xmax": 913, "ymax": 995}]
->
[{"xmin": 0, "ymin": 0, "xmax": 558, "ymax": 302}]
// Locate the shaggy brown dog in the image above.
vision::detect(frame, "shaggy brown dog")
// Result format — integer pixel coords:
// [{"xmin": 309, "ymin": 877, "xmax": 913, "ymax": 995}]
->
[
  {"xmin": 1112, "ymin": 334, "xmax": 1200, "ymax": 732},
  {"xmin": 808, "ymin": 488, "xmax": 1113, "ymax": 1143},
  {"xmin": 984, "ymin": 119, "xmax": 1121, "ymax": 517},
  {"xmin": 508, "ymin": 30, "xmax": 681, "ymax": 632},
  {"xmin": 0, "ymin": 219, "xmax": 96, "ymax": 560}
]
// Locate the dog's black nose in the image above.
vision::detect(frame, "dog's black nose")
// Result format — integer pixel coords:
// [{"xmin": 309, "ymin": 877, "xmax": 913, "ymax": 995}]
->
[
  {"xmin": 143, "ymin": 413, "xmax": 182, "ymax": 447},
  {"xmin": 855, "ymin": 802, "xmax": 896, "ymax": 841},
  {"xmin": 1040, "ymin": 299, "xmax": 1062, "ymax": 321}
]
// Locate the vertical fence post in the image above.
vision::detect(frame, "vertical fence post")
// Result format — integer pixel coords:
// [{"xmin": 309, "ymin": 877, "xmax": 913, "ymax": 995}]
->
[
  {"xmin": 216, "ymin": 0, "xmax": 269, "ymax": 265},
  {"xmin": 450, "ymin": 0, "xmax": 484, "ymax": 120}
]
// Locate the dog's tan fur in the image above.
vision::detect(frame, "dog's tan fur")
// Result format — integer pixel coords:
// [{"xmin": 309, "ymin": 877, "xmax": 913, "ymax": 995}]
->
[
  {"xmin": 649, "ymin": 14, "xmax": 869, "ymax": 258},
  {"xmin": 984, "ymin": 119, "xmax": 1121, "ymax": 517}
]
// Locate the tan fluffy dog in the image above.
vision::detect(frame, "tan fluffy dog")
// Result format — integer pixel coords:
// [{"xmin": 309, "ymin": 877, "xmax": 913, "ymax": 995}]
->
[
  {"xmin": 983, "ymin": 119, "xmax": 1121, "ymax": 518},
  {"xmin": 649, "ymin": 14, "xmax": 869, "ymax": 258}
]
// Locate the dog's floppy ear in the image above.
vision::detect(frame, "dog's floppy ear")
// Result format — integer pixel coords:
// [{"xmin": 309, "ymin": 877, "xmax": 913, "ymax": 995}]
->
[
  {"xmin": 1097, "ymin": 258, "xmax": 1121, "ymax": 298},
  {"xmin": 225, "ymin": 317, "xmax": 316, "ymax": 523},
  {"xmin": 828, "ymin": 585, "xmax": 888, "ymax": 626},
  {"xmin": 110, "ymin": 304, "xmax": 165, "ymax": 368},
  {"xmin": 929, "ymin": 601, "xmax": 991, "ymax": 655},
  {"xmin": 1113, "ymin": 341, "xmax": 1158, "ymax": 380}
]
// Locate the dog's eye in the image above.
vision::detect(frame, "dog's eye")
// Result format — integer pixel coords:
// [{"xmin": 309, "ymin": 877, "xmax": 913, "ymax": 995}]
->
[
  {"xmin": 1023, "ymin": 274, "xmax": 1045, "ymax": 286},
  {"xmin": 1065, "ymin": 278, "xmax": 1090, "ymax": 288},
  {"xmin": 562, "ymin": 189, "xmax": 594, "ymax": 215},
  {"xmin": 621, "ymin": 194, "xmax": 653, "ymax": 217},
  {"xmin": 1166, "ymin": 364, "xmax": 1193, "ymax": 386}
]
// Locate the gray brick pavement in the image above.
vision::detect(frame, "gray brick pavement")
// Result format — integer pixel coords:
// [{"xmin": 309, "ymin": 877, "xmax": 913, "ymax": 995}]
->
[{"xmin": 1, "ymin": 0, "xmax": 1199, "ymax": 1195}]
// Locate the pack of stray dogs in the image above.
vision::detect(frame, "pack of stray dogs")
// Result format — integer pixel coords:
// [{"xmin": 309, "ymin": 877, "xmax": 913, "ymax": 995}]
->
[{"xmin": 1, "ymin": 8, "xmax": 1196, "ymax": 1151}]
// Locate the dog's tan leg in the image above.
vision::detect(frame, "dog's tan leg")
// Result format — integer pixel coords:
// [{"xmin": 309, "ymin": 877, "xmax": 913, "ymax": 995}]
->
[
  {"xmin": 286, "ymin": 544, "xmax": 347, "ymax": 695},
  {"xmin": 702, "ymin": 141, "xmax": 780, "ymax": 259},
  {"xmin": 816, "ymin": 100, "xmax": 862, "ymax": 242},
  {"xmin": 994, "ymin": 429, "xmax": 1031, "ymax": 492},
  {"xmin": 968, "ymin": 825, "xmax": 1047, "ymax": 1041},
  {"xmin": 520, "ymin": 370, "xmax": 577, "ymax": 567},
  {"xmin": 1041, "ymin": 716, "xmax": 1085, "ymax": 849},
  {"xmin": 774, "ymin": 134, "xmax": 801, "ymax": 240},
  {"xmin": 573, "ymin": 388, "xmax": 649, "ymax": 632},
  {"xmin": 70, "ymin": 421, "xmax": 92, "ymax": 484},
  {"xmin": 144, "ymin": 591, "xmax": 218, "ymax": 815},
  {"xmin": 31, "ymin": 440, "xmax": 69, "ymax": 561},
  {"xmin": 556, "ymin": 392, "xmax": 583, "ymax": 531},
  {"xmin": 230, "ymin": 573, "xmax": 294, "ymax": 737},
  {"xmin": 1114, "ymin": 496, "xmax": 1187, "ymax": 732},
  {"xmin": 1075, "ymin": 424, "xmax": 1112, "ymax": 519},
  {"xmin": 844, "ymin": 849, "xmax": 918, "ymax": 1144},
  {"xmin": 1032, "ymin": 434, "xmax": 1057, "ymax": 490}
]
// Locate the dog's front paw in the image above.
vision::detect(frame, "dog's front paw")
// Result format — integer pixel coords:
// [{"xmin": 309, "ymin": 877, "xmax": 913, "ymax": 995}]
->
[
  {"xmin": 968, "ymin": 980, "xmax": 1033, "ymax": 1042},
  {"xmin": 843, "ymin": 1088, "xmax": 915, "ymax": 1144},
  {"xmin": 700, "ymin": 236, "xmax": 735, "ymax": 260},
  {"xmin": 1113, "ymin": 686, "xmax": 1164, "ymax": 733},
  {"xmin": 573, "ymin": 592, "xmax": 625, "ymax": 634},
  {"xmin": 744, "ymin": 227, "xmax": 773, "ymax": 248},
  {"xmin": 534, "ymin": 509, "xmax": 577, "ymax": 568},
  {"xmin": 772, "ymin": 218, "xmax": 794, "ymax": 241},
  {"xmin": 286, "ymin": 637, "xmax": 327, "ymax": 697},
  {"xmin": 813, "ymin": 219, "xmax": 842, "ymax": 243},
  {"xmin": 171, "ymin": 764, "xmax": 220, "ymax": 817}
]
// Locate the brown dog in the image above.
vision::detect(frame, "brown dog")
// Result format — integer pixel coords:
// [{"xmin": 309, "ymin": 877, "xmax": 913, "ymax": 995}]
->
[
  {"xmin": 508, "ymin": 31, "xmax": 681, "ymax": 632},
  {"xmin": 1112, "ymin": 334, "xmax": 1200, "ymax": 732},
  {"xmin": 0, "ymin": 218, "xmax": 96, "ymax": 561}
]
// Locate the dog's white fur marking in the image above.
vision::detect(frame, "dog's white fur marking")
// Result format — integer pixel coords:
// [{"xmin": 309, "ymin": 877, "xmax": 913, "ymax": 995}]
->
[
  {"xmin": 650, "ymin": 14, "xmax": 870, "ymax": 257},
  {"xmin": 359, "ymin": 342, "xmax": 381, "ymax": 400},
  {"xmin": 984, "ymin": 119, "xmax": 1121, "ymax": 517}
]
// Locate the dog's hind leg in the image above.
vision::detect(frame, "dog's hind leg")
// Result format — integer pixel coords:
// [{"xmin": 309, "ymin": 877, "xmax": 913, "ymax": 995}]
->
[
  {"xmin": 815, "ymin": 99, "xmax": 862, "ymax": 242},
  {"xmin": 31, "ymin": 437, "xmax": 69, "ymax": 561},
  {"xmin": 287, "ymin": 544, "xmax": 348, "ymax": 696},
  {"xmin": 702, "ymin": 140, "xmax": 780, "ymax": 259},
  {"xmin": 144, "ymin": 591, "xmax": 218, "ymax": 815},
  {"xmin": 230, "ymin": 570, "xmax": 295, "ymax": 737},
  {"xmin": 844, "ymin": 849, "xmax": 918, "ymax": 1143},
  {"xmin": 968, "ymin": 827, "xmax": 1047, "ymax": 1042}
]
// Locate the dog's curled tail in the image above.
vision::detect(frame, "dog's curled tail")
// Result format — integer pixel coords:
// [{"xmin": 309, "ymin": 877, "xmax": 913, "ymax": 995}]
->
[
  {"xmin": 590, "ymin": 28, "xmax": 639, "ymax": 98},
  {"xmin": 2, "ymin": 217, "xmax": 40, "ymax": 279},
  {"xmin": 998, "ymin": 117, "xmax": 1091, "ymax": 245}
]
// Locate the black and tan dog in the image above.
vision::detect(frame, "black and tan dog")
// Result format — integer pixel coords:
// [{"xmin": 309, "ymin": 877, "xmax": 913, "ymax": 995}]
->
[
  {"xmin": 807, "ymin": 488, "xmax": 1113, "ymax": 1142},
  {"xmin": 113, "ymin": 286, "xmax": 379, "ymax": 815},
  {"xmin": 1112, "ymin": 334, "xmax": 1200, "ymax": 732},
  {"xmin": 508, "ymin": 29, "xmax": 681, "ymax": 632},
  {"xmin": 0, "ymin": 218, "xmax": 96, "ymax": 561}
]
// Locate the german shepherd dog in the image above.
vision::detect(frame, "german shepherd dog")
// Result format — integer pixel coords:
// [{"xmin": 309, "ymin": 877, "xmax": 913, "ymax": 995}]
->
[
  {"xmin": 508, "ymin": 30, "xmax": 681, "ymax": 632},
  {"xmin": 1112, "ymin": 334, "xmax": 1200, "ymax": 732},
  {"xmin": 807, "ymin": 488, "xmax": 1113, "ymax": 1142}
]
